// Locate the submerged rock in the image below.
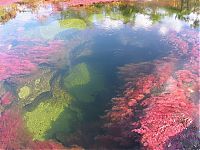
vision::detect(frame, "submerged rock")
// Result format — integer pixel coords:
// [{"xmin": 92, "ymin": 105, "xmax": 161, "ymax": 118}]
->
[
  {"xmin": 24, "ymin": 75, "xmax": 79, "ymax": 141},
  {"xmin": 64, "ymin": 63, "xmax": 106, "ymax": 103},
  {"xmin": 15, "ymin": 68, "xmax": 54, "ymax": 106},
  {"xmin": 24, "ymin": 95, "xmax": 71, "ymax": 140},
  {"xmin": 64, "ymin": 63, "xmax": 90, "ymax": 89}
]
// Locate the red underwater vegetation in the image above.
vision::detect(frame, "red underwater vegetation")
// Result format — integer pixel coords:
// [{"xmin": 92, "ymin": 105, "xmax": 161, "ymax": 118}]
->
[
  {"xmin": 133, "ymin": 83, "xmax": 199, "ymax": 150},
  {"xmin": 0, "ymin": 52, "xmax": 37, "ymax": 80},
  {"xmin": 0, "ymin": 39, "xmax": 64, "ymax": 81},
  {"xmin": 0, "ymin": 91, "xmax": 14, "ymax": 106},
  {"xmin": 101, "ymin": 57, "xmax": 178, "ymax": 147},
  {"xmin": 0, "ymin": 108, "xmax": 33, "ymax": 149},
  {"xmin": 101, "ymin": 29, "xmax": 199, "ymax": 149}
]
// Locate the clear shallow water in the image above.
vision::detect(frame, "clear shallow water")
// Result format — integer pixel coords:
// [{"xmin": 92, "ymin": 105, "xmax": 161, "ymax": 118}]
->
[{"xmin": 0, "ymin": 0, "xmax": 199, "ymax": 149}]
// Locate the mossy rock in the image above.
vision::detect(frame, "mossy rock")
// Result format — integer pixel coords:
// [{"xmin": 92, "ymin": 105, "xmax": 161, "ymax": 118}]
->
[
  {"xmin": 59, "ymin": 19, "xmax": 87, "ymax": 30},
  {"xmin": 64, "ymin": 63, "xmax": 90, "ymax": 89},
  {"xmin": 16, "ymin": 69, "xmax": 54, "ymax": 106},
  {"xmin": 24, "ymin": 94, "xmax": 72, "ymax": 140},
  {"xmin": 24, "ymin": 76, "xmax": 80, "ymax": 140},
  {"xmin": 64, "ymin": 63, "xmax": 106, "ymax": 103}
]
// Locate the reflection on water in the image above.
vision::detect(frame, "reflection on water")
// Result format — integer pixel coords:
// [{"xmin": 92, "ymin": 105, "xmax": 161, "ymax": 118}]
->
[{"xmin": 0, "ymin": 0, "xmax": 199, "ymax": 149}]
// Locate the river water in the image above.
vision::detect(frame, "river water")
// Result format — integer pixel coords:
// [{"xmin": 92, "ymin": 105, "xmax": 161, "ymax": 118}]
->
[{"xmin": 0, "ymin": 0, "xmax": 199, "ymax": 149}]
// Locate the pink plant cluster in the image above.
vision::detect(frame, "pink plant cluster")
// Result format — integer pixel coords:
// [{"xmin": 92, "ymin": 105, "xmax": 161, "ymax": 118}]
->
[
  {"xmin": 102, "ymin": 29, "xmax": 199, "ymax": 149},
  {"xmin": 0, "ymin": 92, "xmax": 14, "ymax": 106},
  {"xmin": 0, "ymin": 39, "xmax": 64, "ymax": 81}
]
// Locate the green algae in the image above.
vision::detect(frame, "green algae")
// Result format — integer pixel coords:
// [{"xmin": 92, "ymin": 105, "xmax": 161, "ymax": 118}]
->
[
  {"xmin": 24, "ymin": 78, "xmax": 73, "ymax": 140},
  {"xmin": 24, "ymin": 96, "xmax": 71, "ymax": 140},
  {"xmin": 64, "ymin": 63, "xmax": 90, "ymax": 89},
  {"xmin": 18, "ymin": 86, "xmax": 31, "ymax": 99},
  {"xmin": 59, "ymin": 19, "xmax": 87, "ymax": 30},
  {"xmin": 24, "ymin": 75, "xmax": 82, "ymax": 141},
  {"xmin": 64, "ymin": 63, "xmax": 106, "ymax": 103}
]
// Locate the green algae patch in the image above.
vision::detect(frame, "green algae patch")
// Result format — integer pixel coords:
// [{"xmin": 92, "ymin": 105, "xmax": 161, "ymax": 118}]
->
[
  {"xmin": 64, "ymin": 63, "xmax": 90, "ymax": 89},
  {"xmin": 64, "ymin": 63, "xmax": 106, "ymax": 103},
  {"xmin": 18, "ymin": 86, "xmax": 31, "ymax": 99},
  {"xmin": 59, "ymin": 19, "xmax": 87, "ymax": 30},
  {"xmin": 24, "ymin": 75, "xmax": 82, "ymax": 141},
  {"xmin": 24, "ymin": 89, "xmax": 73, "ymax": 140}
]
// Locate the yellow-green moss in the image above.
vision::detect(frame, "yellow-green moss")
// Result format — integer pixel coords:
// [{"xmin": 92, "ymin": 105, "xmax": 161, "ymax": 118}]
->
[
  {"xmin": 18, "ymin": 86, "xmax": 31, "ymax": 99},
  {"xmin": 24, "ymin": 91, "xmax": 72, "ymax": 140}
]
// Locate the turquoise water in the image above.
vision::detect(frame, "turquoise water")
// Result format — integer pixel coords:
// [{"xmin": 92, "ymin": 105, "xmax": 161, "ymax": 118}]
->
[{"xmin": 0, "ymin": 0, "xmax": 199, "ymax": 149}]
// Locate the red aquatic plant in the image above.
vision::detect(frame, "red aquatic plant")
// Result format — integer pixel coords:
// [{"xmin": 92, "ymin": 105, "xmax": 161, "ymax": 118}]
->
[
  {"xmin": 102, "ymin": 29, "xmax": 199, "ymax": 149},
  {"xmin": 10, "ymin": 39, "xmax": 65, "ymax": 64},
  {"xmin": 0, "ymin": 108, "xmax": 33, "ymax": 149},
  {"xmin": 0, "ymin": 39, "xmax": 65, "ymax": 81},
  {"xmin": 132, "ymin": 81, "xmax": 199, "ymax": 150},
  {"xmin": 101, "ymin": 57, "xmax": 177, "ymax": 147},
  {"xmin": 0, "ymin": 52, "xmax": 38, "ymax": 80},
  {"xmin": 131, "ymin": 29, "xmax": 199, "ymax": 150},
  {"xmin": 0, "ymin": 91, "xmax": 15, "ymax": 106}
]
